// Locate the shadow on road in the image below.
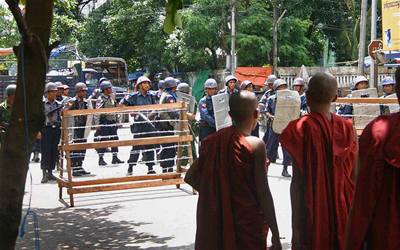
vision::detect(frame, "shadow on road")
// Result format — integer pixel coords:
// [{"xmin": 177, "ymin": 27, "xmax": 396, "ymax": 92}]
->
[{"xmin": 16, "ymin": 205, "xmax": 194, "ymax": 250}]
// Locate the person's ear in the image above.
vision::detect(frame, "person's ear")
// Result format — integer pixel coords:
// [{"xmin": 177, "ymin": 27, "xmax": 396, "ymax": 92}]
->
[{"xmin": 332, "ymin": 94, "xmax": 338, "ymax": 103}]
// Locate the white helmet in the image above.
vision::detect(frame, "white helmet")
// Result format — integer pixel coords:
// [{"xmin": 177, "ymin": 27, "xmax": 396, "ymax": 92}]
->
[
  {"xmin": 240, "ymin": 80, "xmax": 253, "ymax": 91},
  {"xmin": 264, "ymin": 74, "xmax": 277, "ymax": 86},
  {"xmin": 293, "ymin": 77, "xmax": 305, "ymax": 86},
  {"xmin": 137, "ymin": 76, "xmax": 151, "ymax": 86},
  {"xmin": 204, "ymin": 78, "xmax": 218, "ymax": 89},
  {"xmin": 272, "ymin": 79, "xmax": 287, "ymax": 91},
  {"xmin": 381, "ymin": 76, "xmax": 395, "ymax": 86},
  {"xmin": 354, "ymin": 75, "xmax": 368, "ymax": 87},
  {"xmin": 224, "ymin": 75, "xmax": 237, "ymax": 85}
]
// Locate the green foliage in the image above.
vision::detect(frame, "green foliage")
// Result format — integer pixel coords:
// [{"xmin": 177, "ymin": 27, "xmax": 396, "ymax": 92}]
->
[{"xmin": 0, "ymin": 6, "xmax": 20, "ymax": 48}]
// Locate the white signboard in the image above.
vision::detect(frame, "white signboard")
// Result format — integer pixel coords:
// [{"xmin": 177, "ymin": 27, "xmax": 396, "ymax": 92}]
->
[
  {"xmin": 352, "ymin": 88, "xmax": 380, "ymax": 130},
  {"xmin": 84, "ymin": 99, "xmax": 94, "ymax": 138},
  {"xmin": 177, "ymin": 92, "xmax": 196, "ymax": 114},
  {"xmin": 272, "ymin": 90, "xmax": 301, "ymax": 134},
  {"xmin": 212, "ymin": 93, "xmax": 232, "ymax": 131}
]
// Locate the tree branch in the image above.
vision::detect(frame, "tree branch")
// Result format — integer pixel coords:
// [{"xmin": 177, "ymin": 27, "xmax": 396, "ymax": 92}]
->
[{"xmin": 5, "ymin": 0, "xmax": 31, "ymax": 43}]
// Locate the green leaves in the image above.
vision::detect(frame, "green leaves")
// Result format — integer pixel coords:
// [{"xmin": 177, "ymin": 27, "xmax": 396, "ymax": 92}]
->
[{"xmin": 163, "ymin": 0, "xmax": 183, "ymax": 34}]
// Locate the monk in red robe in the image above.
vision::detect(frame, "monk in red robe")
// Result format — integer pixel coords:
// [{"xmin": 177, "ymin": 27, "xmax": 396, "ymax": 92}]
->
[
  {"xmin": 345, "ymin": 68, "xmax": 400, "ymax": 250},
  {"xmin": 280, "ymin": 73, "xmax": 357, "ymax": 250},
  {"xmin": 185, "ymin": 91, "xmax": 281, "ymax": 250}
]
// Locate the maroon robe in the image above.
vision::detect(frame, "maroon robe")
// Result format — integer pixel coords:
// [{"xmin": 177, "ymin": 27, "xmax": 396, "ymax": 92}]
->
[
  {"xmin": 280, "ymin": 112, "xmax": 357, "ymax": 250},
  {"xmin": 195, "ymin": 126, "xmax": 268, "ymax": 250},
  {"xmin": 346, "ymin": 113, "xmax": 400, "ymax": 250}
]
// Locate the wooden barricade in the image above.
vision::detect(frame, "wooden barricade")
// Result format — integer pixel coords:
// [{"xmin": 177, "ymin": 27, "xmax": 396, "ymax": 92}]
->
[
  {"xmin": 335, "ymin": 97, "xmax": 398, "ymax": 135},
  {"xmin": 57, "ymin": 102, "xmax": 193, "ymax": 207}
]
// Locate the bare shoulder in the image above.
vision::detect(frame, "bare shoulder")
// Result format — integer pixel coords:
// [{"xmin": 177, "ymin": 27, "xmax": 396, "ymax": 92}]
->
[{"xmin": 244, "ymin": 136, "xmax": 265, "ymax": 154}]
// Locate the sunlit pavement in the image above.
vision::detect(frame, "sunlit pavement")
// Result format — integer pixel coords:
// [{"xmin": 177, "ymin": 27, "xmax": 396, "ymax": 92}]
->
[{"xmin": 16, "ymin": 128, "xmax": 293, "ymax": 249}]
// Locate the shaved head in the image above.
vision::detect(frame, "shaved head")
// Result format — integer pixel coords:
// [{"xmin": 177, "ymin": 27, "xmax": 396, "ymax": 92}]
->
[
  {"xmin": 396, "ymin": 67, "xmax": 400, "ymax": 104},
  {"xmin": 229, "ymin": 91, "xmax": 258, "ymax": 123},
  {"xmin": 306, "ymin": 72, "xmax": 338, "ymax": 105}
]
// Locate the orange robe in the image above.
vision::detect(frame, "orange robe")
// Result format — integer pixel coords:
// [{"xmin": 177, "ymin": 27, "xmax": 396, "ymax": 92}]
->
[
  {"xmin": 195, "ymin": 126, "xmax": 267, "ymax": 250},
  {"xmin": 280, "ymin": 112, "xmax": 357, "ymax": 250},
  {"xmin": 346, "ymin": 113, "xmax": 400, "ymax": 250}
]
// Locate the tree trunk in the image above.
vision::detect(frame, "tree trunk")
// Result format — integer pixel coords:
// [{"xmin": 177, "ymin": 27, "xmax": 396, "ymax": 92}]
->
[{"xmin": 0, "ymin": 1, "xmax": 53, "ymax": 249}]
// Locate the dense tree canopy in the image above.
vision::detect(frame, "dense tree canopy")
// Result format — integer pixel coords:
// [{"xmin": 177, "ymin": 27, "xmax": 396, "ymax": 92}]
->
[{"xmin": 0, "ymin": 0, "xmax": 373, "ymax": 73}]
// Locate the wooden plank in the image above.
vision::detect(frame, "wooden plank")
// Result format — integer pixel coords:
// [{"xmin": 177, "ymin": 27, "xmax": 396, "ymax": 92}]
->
[
  {"xmin": 63, "ymin": 135, "xmax": 193, "ymax": 151},
  {"xmin": 63, "ymin": 102, "xmax": 184, "ymax": 117},
  {"xmin": 57, "ymin": 173, "xmax": 182, "ymax": 187},
  {"xmin": 67, "ymin": 178, "xmax": 185, "ymax": 194},
  {"xmin": 336, "ymin": 98, "xmax": 398, "ymax": 104}
]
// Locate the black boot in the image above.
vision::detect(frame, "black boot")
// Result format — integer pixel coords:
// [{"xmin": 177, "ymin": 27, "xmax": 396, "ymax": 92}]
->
[
  {"xmin": 282, "ymin": 166, "xmax": 291, "ymax": 177},
  {"xmin": 98, "ymin": 156, "xmax": 107, "ymax": 166},
  {"xmin": 41, "ymin": 170, "xmax": 48, "ymax": 183},
  {"xmin": 47, "ymin": 170, "xmax": 57, "ymax": 181},
  {"xmin": 32, "ymin": 152, "xmax": 40, "ymax": 163},
  {"xmin": 147, "ymin": 166, "xmax": 156, "ymax": 175},
  {"xmin": 112, "ymin": 155, "xmax": 124, "ymax": 164},
  {"xmin": 127, "ymin": 164, "xmax": 133, "ymax": 176}
]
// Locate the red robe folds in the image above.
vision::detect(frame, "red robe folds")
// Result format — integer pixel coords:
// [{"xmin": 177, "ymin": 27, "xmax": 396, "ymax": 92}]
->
[
  {"xmin": 195, "ymin": 126, "xmax": 267, "ymax": 250},
  {"xmin": 346, "ymin": 113, "xmax": 400, "ymax": 250},
  {"xmin": 280, "ymin": 112, "xmax": 357, "ymax": 250}
]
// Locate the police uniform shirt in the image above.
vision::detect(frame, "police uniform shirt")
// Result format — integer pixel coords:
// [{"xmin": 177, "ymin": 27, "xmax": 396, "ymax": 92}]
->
[
  {"xmin": 43, "ymin": 98, "xmax": 62, "ymax": 126},
  {"xmin": 198, "ymin": 95, "xmax": 215, "ymax": 127},
  {"xmin": 68, "ymin": 97, "xmax": 88, "ymax": 126},
  {"xmin": 300, "ymin": 94, "xmax": 308, "ymax": 112},
  {"xmin": 121, "ymin": 92, "xmax": 157, "ymax": 132},
  {"xmin": 259, "ymin": 89, "xmax": 275, "ymax": 113},
  {"xmin": 96, "ymin": 94, "xmax": 117, "ymax": 122},
  {"xmin": 159, "ymin": 90, "xmax": 179, "ymax": 123},
  {"xmin": 218, "ymin": 88, "xmax": 238, "ymax": 96},
  {"xmin": 266, "ymin": 94, "xmax": 277, "ymax": 116}
]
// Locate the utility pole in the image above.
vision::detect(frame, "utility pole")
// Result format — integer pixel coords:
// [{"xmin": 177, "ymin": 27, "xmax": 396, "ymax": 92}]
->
[
  {"xmin": 370, "ymin": 0, "xmax": 378, "ymax": 88},
  {"xmin": 357, "ymin": 0, "xmax": 368, "ymax": 75},
  {"xmin": 230, "ymin": 0, "xmax": 236, "ymax": 75},
  {"xmin": 272, "ymin": 0, "xmax": 278, "ymax": 75}
]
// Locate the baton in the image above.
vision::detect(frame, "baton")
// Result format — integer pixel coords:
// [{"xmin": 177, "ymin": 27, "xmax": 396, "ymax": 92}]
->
[{"xmin": 137, "ymin": 112, "xmax": 156, "ymax": 129}]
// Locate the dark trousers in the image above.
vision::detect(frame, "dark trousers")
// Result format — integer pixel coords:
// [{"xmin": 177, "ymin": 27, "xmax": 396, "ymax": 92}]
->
[
  {"xmin": 199, "ymin": 123, "xmax": 216, "ymax": 142},
  {"xmin": 71, "ymin": 128, "xmax": 86, "ymax": 168},
  {"xmin": 40, "ymin": 126, "xmax": 61, "ymax": 171},
  {"xmin": 160, "ymin": 129, "xmax": 176, "ymax": 170},
  {"xmin": 266, "ymin": 128, "xmax": 292, "ymax": 166},
  {"xmin": 96, "ymin": 120, "xmax": 119, "ymax": 156},
  {"xmin": 128, "ymin": 131, "xmax": 156, "ymax": 170},
  {"xmin": 251, "ymin": 122, "xmax": 260, "ymax": 137},
  {"xmin": 32, "ymin": 139, "xmax": 41, "ymax": 153}
]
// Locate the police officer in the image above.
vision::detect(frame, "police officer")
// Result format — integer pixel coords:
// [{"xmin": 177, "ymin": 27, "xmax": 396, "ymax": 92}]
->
[
  {"xmin": 54, "ymin": 81, "xmax": 68, "ymax": 104},
  {"xmin": 41, "ymin": 82, "xmax": 63, "ymax": 183},
  {"xmin": 120, "ymin": 76, "xmax": 158, "ymax": 175},
  {"xmin": 177, "ymin": 82, "xmax": 198, "ymax": 163},
  {"xmin": 265, "ymin": 79, "xmax": 292, "ymax": 177},
  {"xmin": 238, "ymin": 80, "xmax": 260, "ymax": 137},
  {"xmin": 338, "ymin": 75, "xmax": 369, "ymax": 116},
  {"xmin": 159, "ymin": 77, "xmax": 180, "ymax": 173},
  {"xmin": 380, "ymin": 76, "xmax": 396, "ymax": 114},
  {"xmin": 218, "ymin": 75, "xmax": 238, "ymax": 96},
  {"xmin": 66, "ymin": 82, "xmax": 91, "ymax": 176},
  {"xmin": 95, "ymin": 80, "xmax": 124, "ymax": 166},
  {"xmin": 154, "ymin": 80, "xmax": 165, "ymax": 101},
  {"xmin": 240, "ymin": 80, "xmax": 254, "ymax": 92},
  {"xmin": 381, "ymin": 76, "xmax": 395, "ymax": 97},
  {"xmin": 199, "ymin": 78, "xmax": 218, "ymax": 142},
  {"xmin": 0, "ymin": 84, "xmax": 16, "ymax": 148},
  {"xmin": 292, "ymin": 77, "xmax": 308, "ymax": 114},
  {"xmin": 259, "ymin": 75, "xmax": 278, "ymax": 143}
]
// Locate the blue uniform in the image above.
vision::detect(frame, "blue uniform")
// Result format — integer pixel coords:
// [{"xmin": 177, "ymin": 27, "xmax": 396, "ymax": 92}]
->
[
  {"xmin": 264, "ymin": 94, "xmax": 292, "ymax": 166},
  {"xmin": 120, "ymin": 91, "xmax": 158, "ymax": 172},
  {"xmin": 159, "ymin": 89, "xmax": 179, "ymax": 172},
  {"xmin": 218, "ymin": 88, "xmax": 238, "ymax": 97},
  {"xmin": 300, "ymin": 94, "xmax": 308, "ymax": 113},
  {"xmin": 41, "ymin": 98, "xmax": 62, "ymax": 171},
  {"xmin": 198, "ymin": 95, "xmax": 216, "ymax": 142},
  {"xmin": 337, "ymin": 94, "xmax": 353, "ymax": 118}
]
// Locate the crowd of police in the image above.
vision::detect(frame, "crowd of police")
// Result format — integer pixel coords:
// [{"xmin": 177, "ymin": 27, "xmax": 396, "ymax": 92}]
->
[{"xmin": 0, "ymin": 73, "xmax": 396, "ymax": 182}]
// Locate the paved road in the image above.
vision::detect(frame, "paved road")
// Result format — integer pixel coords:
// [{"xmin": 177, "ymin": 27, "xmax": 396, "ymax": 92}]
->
[{"xmin": 16, "ymin": 127, "xmax": 293, "ymax": 250}]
